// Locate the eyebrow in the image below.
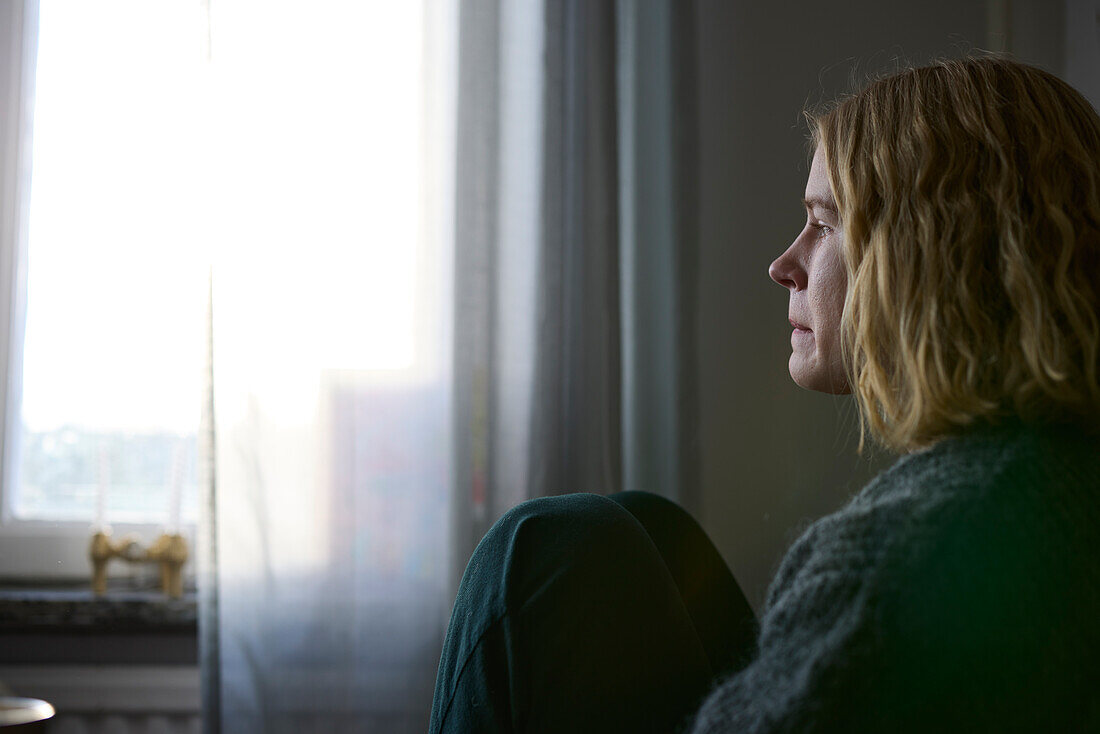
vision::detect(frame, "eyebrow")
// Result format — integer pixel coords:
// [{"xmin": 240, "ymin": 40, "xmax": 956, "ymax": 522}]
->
[{"xmin": 802, "ymin": 196, "xmax": 838, "ymax": 215}]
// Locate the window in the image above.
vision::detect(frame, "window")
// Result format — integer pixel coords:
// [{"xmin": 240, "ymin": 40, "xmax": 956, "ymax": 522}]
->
[
  {"xmin": 0, "ymin": 0, "xmax": 442, "ymax": 580},
  {"xmin": 15, "ymin": 0, "xmax": 207, "ymax": 529},
  {"xmin": 0, "ymin": 0, "xmax": 208, "ymax": 579}
]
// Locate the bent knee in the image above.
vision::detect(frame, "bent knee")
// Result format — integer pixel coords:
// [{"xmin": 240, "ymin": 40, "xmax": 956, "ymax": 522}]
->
[
  {"xmin": 460, "ymin": 492, "xmax": 648, "ymax": 607},
  {"xmin": 488, "ymin": 492, "xmax": 637, "ymax": 556}
]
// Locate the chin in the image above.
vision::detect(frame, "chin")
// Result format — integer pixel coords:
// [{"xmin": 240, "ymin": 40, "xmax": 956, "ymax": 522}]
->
[{"xmin": 789, "ymin": 357, "xmax": 850, "ymax": 395}]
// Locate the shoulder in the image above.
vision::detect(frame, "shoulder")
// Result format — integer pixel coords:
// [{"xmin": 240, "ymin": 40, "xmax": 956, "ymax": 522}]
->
[
  {"xmin": 863, "ymin": 421, "xmax": 1100, "ymax": 725},
  {"xmin": 778, "ymin": 420, "xmax": 1098, "ymax": 578},
  {"xmin": 865, "ymin": 419, "xmax": 1100, "ymax": 612},
  {"xmin": 862, "ymin": 417, "xmax": 1099, "ymax": 503},
  {"xmin": 769, "ymin": 419, "xmax": 1100, "ymax": 621},
  {"xmin": 705, "ymin": 420, "xmax": 1100, "ymax": 732}
]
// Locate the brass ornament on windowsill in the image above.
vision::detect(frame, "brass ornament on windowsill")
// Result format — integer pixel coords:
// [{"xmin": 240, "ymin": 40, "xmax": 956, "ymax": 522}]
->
[{"xmin": 89, "ymin": 530, "xmax": 189, "ymax": 598}]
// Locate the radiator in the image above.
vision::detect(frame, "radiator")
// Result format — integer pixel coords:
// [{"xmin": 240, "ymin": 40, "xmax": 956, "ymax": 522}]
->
[{"xmin": 0, "ymin": 665, "xmax": 200, "ymax": 734}]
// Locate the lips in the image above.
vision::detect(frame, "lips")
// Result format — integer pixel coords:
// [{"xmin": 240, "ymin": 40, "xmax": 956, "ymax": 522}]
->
[{"xmin": 789, "ymin": 318, "xmax": 811, "ymax": 332}]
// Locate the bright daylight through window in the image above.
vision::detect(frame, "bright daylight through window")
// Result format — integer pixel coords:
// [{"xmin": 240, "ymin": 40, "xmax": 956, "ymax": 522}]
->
[
  {"xmin": 12, "ymin": 0, "xmax": 430, "ymax": 532},
  {"xmin": 14, "ymin": 1, "xmax": 209, "ymax": 527}
]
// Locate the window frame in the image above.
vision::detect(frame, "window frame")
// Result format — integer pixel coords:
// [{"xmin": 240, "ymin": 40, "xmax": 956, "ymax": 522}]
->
[{"xmin": 0, "ymin": 0, "xmax": 196, "ymax": 583}]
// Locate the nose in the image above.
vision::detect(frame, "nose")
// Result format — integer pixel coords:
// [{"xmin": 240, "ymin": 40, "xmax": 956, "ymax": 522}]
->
[{"xmin": 769, "ymin": 241, "xmax": 805, "ymax": 291}]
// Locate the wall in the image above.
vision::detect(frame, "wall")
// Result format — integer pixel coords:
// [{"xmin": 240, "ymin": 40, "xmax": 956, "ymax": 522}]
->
[
  {"xmin": 693, "ymin": 0, "xmax": 1068, "ymax": 611},
  {"xmin": 0, "ymin": 665, "xmax": 199, "ymax": 734}
]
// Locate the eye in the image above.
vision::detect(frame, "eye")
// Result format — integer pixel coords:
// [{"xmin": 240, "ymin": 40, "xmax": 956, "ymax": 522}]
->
[{"xmin": 809, "ymin": 221, "xmax": 833, "ymax": 239}]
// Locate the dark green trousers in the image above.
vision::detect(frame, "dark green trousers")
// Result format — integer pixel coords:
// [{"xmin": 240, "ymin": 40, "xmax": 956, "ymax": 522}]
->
[{"xmin": 430, "ymin": 491, "xmax": 756, "ymax": 733}]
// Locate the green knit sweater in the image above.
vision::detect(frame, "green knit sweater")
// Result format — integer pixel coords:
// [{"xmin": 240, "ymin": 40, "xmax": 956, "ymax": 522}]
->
[{"xmin": 691, "ymin": 419, "xmax": 1100, "ymax": 733}]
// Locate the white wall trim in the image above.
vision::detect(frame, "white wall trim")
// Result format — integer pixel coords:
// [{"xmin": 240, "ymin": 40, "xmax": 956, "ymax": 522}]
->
[{"xmin": 0, "ymin": 0, "xmax": 35, "ymax": 530}]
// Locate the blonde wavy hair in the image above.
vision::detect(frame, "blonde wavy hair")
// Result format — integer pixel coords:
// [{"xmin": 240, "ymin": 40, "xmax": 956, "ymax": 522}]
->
[{"xmin": 809, "ymin": 56, "xmax": 1100, "ymax": 452}]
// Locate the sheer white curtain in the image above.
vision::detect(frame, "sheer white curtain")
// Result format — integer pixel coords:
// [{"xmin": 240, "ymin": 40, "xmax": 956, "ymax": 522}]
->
[
  {"xmin": 203, "ymin": 1, "xmax": 455, "ymax": 731},
  {"xmin": 201, "ymin": 0, "xmax": 697, "ymax": 731}
]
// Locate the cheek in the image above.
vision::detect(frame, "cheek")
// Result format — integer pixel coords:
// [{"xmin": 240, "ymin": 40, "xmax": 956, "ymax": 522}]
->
[
  {"xmin": 811, "ymin": 244, "xmax": 847, "ymax": 330},
  {"xmin": 823, "ymin": 269, "xmax": 847, "ymax": 326},
  {"xmin": 826, "ymin": 239, "xmax": 847, "ymax": 311}
]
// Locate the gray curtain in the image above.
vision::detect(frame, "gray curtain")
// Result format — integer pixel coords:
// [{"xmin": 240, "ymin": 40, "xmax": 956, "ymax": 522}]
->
[{"xmin": 449, "ymin": 0, "xmax": 700, "ymax": 595}]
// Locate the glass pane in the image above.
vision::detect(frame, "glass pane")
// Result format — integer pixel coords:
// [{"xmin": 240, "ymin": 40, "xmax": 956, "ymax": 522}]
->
[{"xmin": 15, "ymin": 0, "xmax": 209, "ymax": 526}]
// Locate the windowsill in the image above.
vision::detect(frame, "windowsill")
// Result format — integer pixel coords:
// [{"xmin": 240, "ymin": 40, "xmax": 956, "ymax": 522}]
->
[
  {"xmin": 0, "ymin": 583, "xmax": 197, "ymax": 632},
  {"xmin": 0, "ymin": 582, "xmax": 197, "ymax": 665}
]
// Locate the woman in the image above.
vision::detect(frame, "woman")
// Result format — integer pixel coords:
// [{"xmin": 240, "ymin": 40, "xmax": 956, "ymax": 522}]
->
[{"xmin": 431, "ymin": 56, "xmax": 1100, "ymax": 733}]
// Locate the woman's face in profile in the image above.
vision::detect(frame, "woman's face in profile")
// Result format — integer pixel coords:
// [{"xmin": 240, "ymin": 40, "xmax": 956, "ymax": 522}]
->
[{"xmin": 768, "ymin": 147, "xmax": 850, "ymax": 394}]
